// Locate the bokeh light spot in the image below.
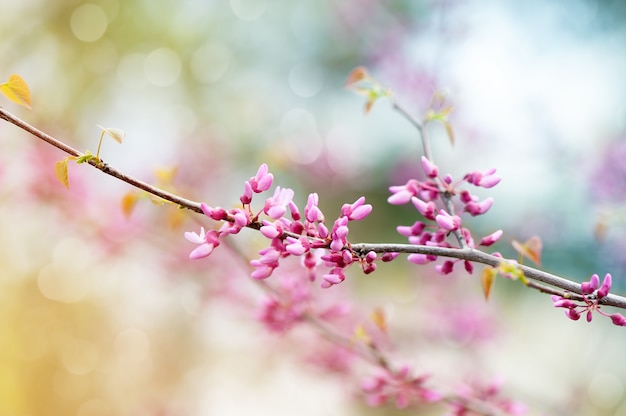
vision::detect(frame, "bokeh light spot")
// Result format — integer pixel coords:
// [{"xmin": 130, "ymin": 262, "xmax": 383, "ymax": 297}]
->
[
  {"xmin": 191, "ymin": 43, "xmax": 231, "ymax": 84},
  {"xmin": 588, "ymin": 372, "xmax": 624, "ymax": 410},
  {"xmin": 37, "ymin": 262, "xmax": 89, "ymax": 303},
  {"xmin": 114, "ymin": 328, "xmax": 151, "ymax": 374},
  {"xmin": 70, "ymin": 4, "xmax": 108, "ymax": 42},
  {"xmin": 289, "ymin": 63, "xmax": 324, "ymax": 98},
  {"xmin": 280, "ymin": 108, "xmax": 322, "ymax": 164},
  {"xmin": 83, "ymin": 39, "xmax": 118, "ymax": 74},
  {"xmin": 117, "ymin": 52, "xmax": 148, "ymax": 88},
  {"xmin": 144, "ymin": 48, "xmax": 182, "ymax": 87},
  {"xmin": 230, "ymin": 0, "xmax": 266, "ymax": 21},
  {"xmin": 60, "ymin": 336, "xmax": 99, "ymax": 375},
  {"xmin": 77, "ymin": 399, "xmax": 112, "ymax": 416},
  {"xmin": 53, "ymin": 370, "xmax": 89, "ymax": 400}
]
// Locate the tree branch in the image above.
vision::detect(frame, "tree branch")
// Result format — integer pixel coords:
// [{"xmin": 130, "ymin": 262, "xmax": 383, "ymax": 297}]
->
[{"xmin": 2, "ymin": 106, "xmax": 625, "ymax": 311}]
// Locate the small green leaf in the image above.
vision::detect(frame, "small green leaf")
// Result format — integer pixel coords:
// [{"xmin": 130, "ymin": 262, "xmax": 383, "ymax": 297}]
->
[{"xmin": 76, "ymin": 151, "xmax": 96, "ymax": 164}]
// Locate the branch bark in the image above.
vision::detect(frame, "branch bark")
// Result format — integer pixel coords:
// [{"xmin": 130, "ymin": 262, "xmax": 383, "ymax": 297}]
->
[{"xmin": 2, "ymin": 106, "xmax": 625, "ymax": 311}]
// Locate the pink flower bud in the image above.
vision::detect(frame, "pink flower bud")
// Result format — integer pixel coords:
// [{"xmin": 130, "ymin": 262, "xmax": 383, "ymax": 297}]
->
[
  {"xmin": 200, "ymin": 203, "xmax": 229, "ymax": 221},
  {"xmin": 251, "ymin": 265, "xmax": 274, "ymax": 280},
  {"xmin": 610, "ymin": 313, "xmax": 626, "ymax": 326},
  {"xmin": 436, "ymin": 260, "xmax": 454, "ymax": 274},
  {"xmin": 565, "ymin": 309, "xmax": 581, "ymax": 320},
  {"xmin": 250, "ymin": 163, "xmax": 273, "ymax": 192},
  {"xmin": 240, "ymin": 181, "xmax": 253, "ymax": 204},
  {"xmin": 260, "ymin": 222, "xmax": 281, "ymax": 239},
  {"xmin": 305, "ymin": 193, "xmax": 324, "ymax": 222},
  {"xmin": 381, "ymin": 252, "xmax": 399, "ymax": 262},
  {"xmin": 408, "ymin": 253, "xmax": 435, "ymax": 265},
  {"xmin": 581, "ymin": 274, "xmax": 600, "ymax": 295},
  {"xmin": 388, "ymin": 190, "xmax": 413, "ymax": 205},
  {"xmin": 421, "ymin": 156, "xmax": 439, "ymax": 178},
  {"xmin": 465, "ymin": 197, "xmax": 494, "ymax": 216},
  {"xmin": 321, "ymin": 269, "xmax": 345, "ymax": 288},
  {"xmin": 411, "ymin": 197, "xmax": 436, "ymax": 220},
  {"xmin": 479, "ymin": 229, "xmax": 503, "ymax": 246},
  {"xmin": 597, "ymin": 273, "xmax": 612, "ymax": 298},
  {"xmin": 459, "ymin": 190, "xmax": 474, "ymax": 204},
  {"xmin": 341, "ymin": 196, "xmax": 372, "ymax": 220},
  {"xmin": 478, "ymin": 173, "xmax": 501, "ymax": 188},
  {"xmin": 435, "ymin": 210, "xmax": 461, "ymax": 231}
]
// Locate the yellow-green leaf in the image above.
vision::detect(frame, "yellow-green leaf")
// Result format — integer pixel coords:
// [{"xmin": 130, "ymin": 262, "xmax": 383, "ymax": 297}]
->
[
  {"xmin": 443, "ymin": 121, "xmax": 455, "ymax": 146},
  {"xmin": 0, "ymin": 74, "xmax": 32, "ymax": 109},
  {"xmin": 352, "ymin": 324, "xmax": 371, "ymax": 345},
  {"xmin": 481, "ymin": 267, "xmax": 496, "ymax": 300},
  {"xmin": 512, "ymin": 236, "xmax": 542, "ymax": 266},
  {"xmin": 345, "ymin": 66, "xmax": 369, "ymax": 87},
  {"xmin": 369, "ymin": 307, "xmax": 387, "ymax": 333},
  {"xmin": 54, "ymin": 159, "xmax": 70, "ymax": 189},
  {"xmin": 121, "ymin": 192, "xmax": 138, "ymax": 217},
  {"xmin": 154, "ymin": 166, "xmax": 178, "ymax": 184},
  {"xmin": 96, "ymin": 125, "xmax": 125, "ymax": 144}
]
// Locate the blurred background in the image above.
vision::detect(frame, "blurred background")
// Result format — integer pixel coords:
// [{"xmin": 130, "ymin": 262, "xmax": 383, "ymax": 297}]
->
[{"xmin": 1, "ymin": 0, "xmax": 626, "ymax": 415}]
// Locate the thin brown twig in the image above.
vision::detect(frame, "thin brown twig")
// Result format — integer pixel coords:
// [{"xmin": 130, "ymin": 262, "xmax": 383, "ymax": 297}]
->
[{"xmin": 2, "ymin": 106, "xmax": 625, "ymax": 311}]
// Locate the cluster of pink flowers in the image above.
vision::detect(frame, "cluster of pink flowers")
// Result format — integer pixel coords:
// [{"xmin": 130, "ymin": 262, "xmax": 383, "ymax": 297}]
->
[
  {"xmin": 185, "ymin": 163, "xmax": 381, "ymax": 288},
  {"xmin": 552, "ymin": 273, "xmax": 626, "ymax": 326},
  {"xmin": 449, "ymin": 378, "xmax": 527, "ymax": 415},
  {"xmin": 361, "ymin": 365, "xmax": 441, "ymax": 409},
  {"xmin": 389, "ymin": 156, "xmax": 503, "ymax": 274}
]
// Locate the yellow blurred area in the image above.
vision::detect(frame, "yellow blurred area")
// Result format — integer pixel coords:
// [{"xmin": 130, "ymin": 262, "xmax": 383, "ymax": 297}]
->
[{"xmin": 0, "ymin": 234, "xmax": 198, "ymax": 416}]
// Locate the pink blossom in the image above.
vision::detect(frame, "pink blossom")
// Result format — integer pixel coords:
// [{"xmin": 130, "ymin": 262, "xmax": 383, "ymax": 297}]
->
[
  {"xmin": 411, "ymin": 197, "xmax": 437, "ymax": 220},
  {"xmin": 200, "ymin": 203, "xmax": 229, "ymax": 221},
  {"xmin": 464, "ymin": 197, "xmax": 494, "ymax": 216},
  {"xmin": 581, "ymin": 273, "xmax": 600, "ymax": 295},
  {"xmin": 285, "ymin": 236, "xmax": 310, "ymax": 256},
  {"xmin": 256, "ymin": 274, "xmax": 311, "ymax": 332},
  {"xmin": 465, "ymin": 168, "xmax": 501, "ymax": 188},
  {"xmin": 341, "ymin": 196, "xmax": 373, "ymax": 220},
  {"xmin": 184, "ymin": 227, "xmax": 220, "ymax": 259},
  {"xmin": 435, "ymin": 210, "xmax": 461, "ymax": 231},
  {"xmin": 264, "ymin": 186, "xmax": 295, "ymax": 219},
  {"xmin": 361, "ymin": 367, "xmax": 441, "ymax": 409},
  {"xmin": 388, "ymin": 179, "xmax": 420, "ymax": 205},
  {"xmin": 260, "ymin": 220, "xmax": 283, "ymax": 239},
  {"xmin": 249, "ymin": 163, "xmax": 274, "ymax": 192},
  {"xmin": 250, "ymin": 264, "xmax": 274, "ymax": 280},
  {"xmin": 597, "ymin": 273, "xmax": 612, "ymax": 298},
  {"xmin": 408, "ymin": 253, "xmax": 435, "ymax": 265},
  {"xmin": 436, "ymin": 260, "xmax": 454, "ymax": 275},
  {"xmin": 330, "ymin": 216, "xmax": 350, "ymax": 251},
  {"xmin": 321, "ymin": 268, "xmax": 346, "ymax": 288},
  {"xmin": 240, "ymin": 180, "xmax": 253, "ymax": 204},
  {"xmin": 479, "ymin": 229, "xmax": 503, "ymax": 246},
  {"xmin": 420, "ymin": 156, "xmax": 439, "ymax": 178},
  {"xmin": 381, "ymin": 252, "xmax": 400, "ymax": 262},
  {"xmin": 553, "ymin": 273, "xmax": 618, "ymax": 325},
  {"xmin": 610, "ymin": 313, "xmax": 626, "ymax": 326},
  {"xmin": 451, "ymin": 379, "xmax": 526, "ymax": 415},
  {"xmin": 304, "ymin": 193, "xmax": 325, "ymax": 222}
]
